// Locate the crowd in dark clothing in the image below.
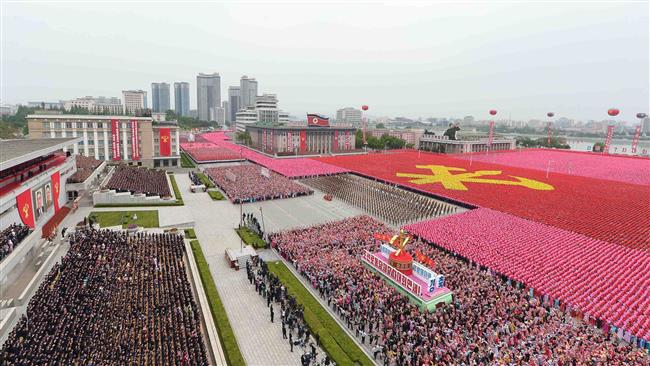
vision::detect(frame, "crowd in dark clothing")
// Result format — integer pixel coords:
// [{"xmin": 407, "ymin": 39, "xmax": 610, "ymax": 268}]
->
[
  {"xmin": 106, "ymin": 165, "xmax": 171, "ymax": 197},
  {"xmin": 67, "ymin": 155, "xmax": 103, "ymax": 183},
  {"xmin": 0, "ymin": 223, "xmax": 30, "ymax": 262},
  {"xmin": 242, "ymin": 213, "xmax": 264, "ymax": 238},
  {"xmin": 0, "ymin": 228, "xmax": 209, "ymax": 366},
  {"xmin": 246, "ymin": 257, "xmax": 328, "ymax": 366},
  {"xmin": 272, "ymin": 216, "xmax": 650, "ymax": 365}
]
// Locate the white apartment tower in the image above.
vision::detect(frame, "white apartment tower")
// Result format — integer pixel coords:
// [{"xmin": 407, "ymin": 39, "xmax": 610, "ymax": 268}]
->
[
  {"xmin": 336, "ymin": 107, "xmax": 362, "ymax": 126},
  {"xmin": 240, "ymin": 75, "xmax": 258, "ymax": 108},
  {"xmin": 122, "ymin": 90, "xmax": 148, "ymax": 115}
]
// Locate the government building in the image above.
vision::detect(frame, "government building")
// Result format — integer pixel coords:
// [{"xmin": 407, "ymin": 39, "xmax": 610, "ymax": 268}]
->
[
  {"xmin": 26, "ymin": 114, "xmax": 180, "ymax": 168},
  {"xmin": 246, "ymin": 124, "xmax": 357, "ymax": 156},
  {"xmin": 418, "ymin": 131, "xmax": 516, "ymax": 154}
]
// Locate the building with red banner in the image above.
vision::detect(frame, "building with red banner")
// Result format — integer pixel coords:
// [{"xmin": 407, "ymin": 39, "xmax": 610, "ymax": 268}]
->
[
  {"xmin": 245, "ymin": 123, "xmax": 357, "ymax": 156},
  {"xmin": 27, "ymin": 114, "xmax": 180, "ymax": 168},
  {"xmin": 0, "ymin": 138, "xmax": 79, "ymax": 293}
]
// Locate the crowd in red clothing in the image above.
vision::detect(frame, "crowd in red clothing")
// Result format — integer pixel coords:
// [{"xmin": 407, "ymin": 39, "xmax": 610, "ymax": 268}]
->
[
  {"xmin": 272, "ymin": 216, "xmax": 649, "ymax": 365},
  {"xmin": 106, "ymin": 165, "xmax": 171, "ymax": 197},
  {"xmin": 205, "ymin": 164, "xmax": 312, "ymax": 203},
  {"xmin": 0, "ymin": 228, "xmax": 208, "ymax": 365}
]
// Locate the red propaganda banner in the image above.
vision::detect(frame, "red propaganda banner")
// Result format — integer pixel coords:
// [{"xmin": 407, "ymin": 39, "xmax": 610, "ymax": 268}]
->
[
  {"xmin": 603, "ymin": 125, "xmax": 614, "ymax": 154},
  {"xmin": 488, "ymin": 121, "xmax": 495, "ymax": 146},
  {"xmin": 270, "ymin": 130, "xmax": 274, "ymax": 152},
  {"xmin": 16, "ymin": 189, "xmax": 35, "ymax": 229},
  {"xmin": 111, "ymin": 119, "xmax": 121, "ymax": 161},
  {"xmin": 130, "ymin": 120, "xmax": 140, "ymax": 160},
  {"xmin": 345, "ymin": 131, "xmax": 351, "ymax": 150},
  {"xmin": 333, "ymin": 130, "xmax": 339, "ymax": 152},
  {"xmin": 631, "ymin": 126, "xmax": 641, "ymax": 154},
  {"xmin": 287, "ymin": 131, "xmax": 293, "ymax": 152},
  {"xmin": 300, "ymin": 130, "xmax": 307, "ymax": 153},
  {"xmin": 263, "ymin": 130, "xmax": 267, "ymax": 151},
  {"xmin": 50, "ymin": 171, "xmax": 61, "ymax": 212},
  {"xmin": 307, "ymin": 113, "xmax": 329, "ymax": 127},
  {"xmin": 159, "ymin": 128, "xmax": 171, "ymax": 156},
  {"xmin": 547, "ymin": 122, "xmax": 552, "ymax": 146}
]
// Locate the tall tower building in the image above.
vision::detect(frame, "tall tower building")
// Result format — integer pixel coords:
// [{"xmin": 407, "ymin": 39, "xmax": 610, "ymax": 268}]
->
[
  {"xmin": 151, "ymin": 82, "xmax": 170, "ymax": 113},
  {"xmin": 197, "ymin": 73, "xmax": 221, "ymax": 121},
  {"xmin": 228, "ymin": 86, "xmax": 241, "ymax": 120},
  {"xmin": 222, "ymin": 100, "xmax": 230, "ymax": 122},
  {"xmin": 122, "ymin": 90, "xmax": 147, "ymax": 115},
  {"xmin": 240, "ymin": 75, "xmax": 258, "ymax": 108},
  {"xmin": 174, "ymin": 82, "xmax": 190, "ymax": 116}
]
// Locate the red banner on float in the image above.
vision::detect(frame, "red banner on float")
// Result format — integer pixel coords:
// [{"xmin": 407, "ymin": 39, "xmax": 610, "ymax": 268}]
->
[
  {"xmin": 603, "ymin": 125, "xmax": 614, "ymax": 154},
  {"xmin": 51, "ymin": 171, "xmax": 61, "ymax": 212},
  {"xmin": 111, "ymin": 119, "xmax": 121, "ymax": 160},
  {"xmin": 631, "ymin": 126, "xmax": 641, "ymax": 154},
  {"xmin": 300, "ymin": 130, "xmax": 307, "ymax": 153},
  {"xmin": 333, "ymin": 130, "xmax": 339, "ymax": 152},
  {"xmin": 16, "ymin": 189, "xmax": 35, "ymax": 229},
  {"xmin": 159, "ymin": 128, "xmax": 171, "ymax": 156},
  {"xmin": 131, "ymin": 120, "xmax": 140, "ymax": 160},
  {"xmin": 488, "ymin": 121, "xmax": 495, "ymax": 146}
]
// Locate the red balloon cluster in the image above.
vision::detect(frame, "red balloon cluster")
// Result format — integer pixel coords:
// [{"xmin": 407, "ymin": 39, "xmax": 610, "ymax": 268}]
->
[
  {"xmin": 636, "ymin": 113, "xmax": 647, "ymax": 119},
  {"xmin": 489, "ymin": 110, "xmax": 497, "ymax": 116},
  {"xmin": 361, "ymin": 105, "xmax": 369, "ymax": 111},
  {"xmin": 547, "ymin": 112, "xmax": 555, "ymax": 118},
  {"xmin": 607, "ymin": 108, "xmax": 620, "ymax": 117}
]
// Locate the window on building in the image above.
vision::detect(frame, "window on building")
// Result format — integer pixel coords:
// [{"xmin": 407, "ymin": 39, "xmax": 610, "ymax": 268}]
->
[
  {"xmin": 65, "ymin": 122, "xmax": 72, "ymax": 128},
  {"xmin": 171, "ymin": 159, "xmax": 177, "ymax": 167},
  {"xmin": 43, "ymin": 122, "xmax": 50, "ymax": 128},
  {"xmin": 76, "ymin": 122, "xmax": 83, "ymax": 129},
  {"xmin": 55, "ymin": 132, "xmax": 62, "ymax": 137},
  {"xmin": 89, "ymin": 139, "xmax": 94, "ymax": 145},
  {"xmin": 54, "ymin": 122, "xmax": 61, "ymax": 129},
  {"xmin": 154, "ymin": 160, "xmax": 160, "ymax": 167},
  {"xmin": 97, "ymin": 123, "xmax": 104, "ymax": 128},
  {"xmin": 163, "ymin": 160, "xmax": 169, "ymax": 167}
]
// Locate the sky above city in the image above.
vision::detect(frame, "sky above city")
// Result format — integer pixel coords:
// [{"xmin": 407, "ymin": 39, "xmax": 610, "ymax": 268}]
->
[{"xmin": 2, "ymin": 1, "xmax": 648, "ymax": 122}]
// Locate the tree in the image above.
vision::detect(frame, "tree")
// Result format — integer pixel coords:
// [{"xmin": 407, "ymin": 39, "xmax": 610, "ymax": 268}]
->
[
  {"xmin": 376, "ymin": 123, "xmax": 386, "ymax": 129},
  {"xmin": 235, "ymin": 131, "xmax": 252, "ymax": 145},
  {"xmin": 592, "ymin": 142, "xmax": 605, "ymax": 152}
]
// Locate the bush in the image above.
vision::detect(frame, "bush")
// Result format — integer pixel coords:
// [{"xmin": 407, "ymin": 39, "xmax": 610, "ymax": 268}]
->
[
  {"xmin": 184, "ymin": 228, "xmax": 197, "ymax": 239},
  {"xmin": 181, "ymin": 152, "xmax": 196, "ymax": 168},
  {"xmin": 190, "ymin": 240, "xmax": 246, "ymax": 366},
  {"xmin": 208, "ymin": 190, "xmax": 225, "ymax": 201},
  {"xmin": 235, "ymin": 227, "xmax": 265, "ymax": 248},
  {"xmin": 267, "ymin": 261, "xmax": 373, "ymax": 366}
]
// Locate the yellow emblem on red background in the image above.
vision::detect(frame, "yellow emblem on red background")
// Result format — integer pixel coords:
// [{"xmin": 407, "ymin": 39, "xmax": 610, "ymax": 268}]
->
[
  {"xmin": 161, "ymin": 135, "xmax": 169, "ymax": 143},
  {"xmin": 22, "ymin": 204, "xmax": 30, "ymax": 218},
  {"xmin": 396, "ymin": 165, "xmax": 554, "ymax": 191}
]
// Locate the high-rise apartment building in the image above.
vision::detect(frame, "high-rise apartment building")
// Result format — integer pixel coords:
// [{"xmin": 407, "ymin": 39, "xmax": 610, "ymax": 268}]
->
[
  {"xmin": 151, "ymin": 83, "xmax": 170, "ymax": 113},
  {"xmin": 240, "ymin": 75, "xmax": 258, "ymax": 108},
  {"xmin": 215, "ymin": 107, "xmax": 226, "ymax": 124},
  {"xmin": 197, "ymin": 73, "xmax": 221, "ymax": 121},
  {"xmin": 336, "ymin": 107, "xmax": 362, "ymax": 126},
  {"xmin": 235, "ymin": 94, "xmax": 289, "ymax": 132},
  {"xmin": 228, "ymin": 86, "xmax": 241, "ymax": 119},
  {"xmin": 642, "ymin": 117, "xmax": 650, "ymax": 134},
  {"xmin": 174, "ymin": 82, "xmax": 190, "ymax": 117},
  {"xmin": 122, "ymin": 90, "xmax": 148, "ymax": 115},
  {"xmin": 222, "ymin": 101, "xmax": 230, "ymax": 122}
]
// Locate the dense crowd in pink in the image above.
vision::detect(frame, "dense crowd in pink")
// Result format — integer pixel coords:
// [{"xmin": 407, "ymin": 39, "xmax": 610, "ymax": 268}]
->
[
  {"xmin": 190, "ymin": 132, "xmax": 349, "ymax": 178},
  {"xmin": 404, "ymin": 208, "xmax": 650, "ymax": 341},
  {"xmin": 458, "ymin": 149, "xmax": 650, "ymax": 185}
]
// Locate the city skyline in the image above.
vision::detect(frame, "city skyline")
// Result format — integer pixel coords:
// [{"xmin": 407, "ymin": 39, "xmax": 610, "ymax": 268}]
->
[{"xmin": 2, "ymin": 2, "xmax": 648, "ymax": 122}]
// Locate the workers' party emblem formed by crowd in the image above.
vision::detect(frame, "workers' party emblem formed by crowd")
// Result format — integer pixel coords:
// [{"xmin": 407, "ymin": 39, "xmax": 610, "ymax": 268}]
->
[{"xmin": 396, "ymin": 165, "xmax": 554, "ymax": 191}]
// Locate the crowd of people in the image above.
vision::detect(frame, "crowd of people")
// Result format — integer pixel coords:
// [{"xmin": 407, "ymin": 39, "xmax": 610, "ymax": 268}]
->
[
  {"xmin": 67, "ymin": 155, "xmax": 103, "ymax": 183},
  {"xmin": 303, "ymin": 174, "xmax": 460, "ymax": 225},
  {"xmin": 246, "ymin": 257, "xmax": 328, "ymax": 366},
  {"xmin": 205, "ymin": 164, "xmax": 312, "ymax": 203},
  {"xmin": 272, "ymin": 216, "xmax": 649, "ymax": 365},
  {"xmin": 0, "ymin": 228, "xmax": 209, "ymax": 365},
  {"xmin": 181, "ymin": 143, "xmax": 241, "ymax": 162},
  {"xmin": 0, "ymin": 223, "xmax": 30, "ymax": 262},
  {"xmin": 106, "ymin": 165, "xmax": 171, "ymax": 197}
]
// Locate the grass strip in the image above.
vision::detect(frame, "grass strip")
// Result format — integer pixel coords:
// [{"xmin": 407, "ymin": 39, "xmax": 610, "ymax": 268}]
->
[
  {"xmin": 184, "ymin": 228, "xmax": 197, "ymax": 239},
  {"xmin": 169, "ymin": 174, "xmax": 184, "ymax": 205},
  {"xmin": 94, "ymin": 201, "xmax": 182, "ymax": 207},
  {"xmin": 190, "ymin": 240, "xmax": 246, "ymax": 366},
  {"xmin": 181, "ymin": 152, "xmax": 197, "ymax": 168},
  {"xmin": 235, "ymin": 227, "xmax": 265, "ymax": 248},
  {"xmin": 208, "ymin": 190, "xmax": 225, "ymax": 200},
  {"xmin": 197, "ymin": 172, "xmax": 215, "ymax": 188},
  {"xmin": 89, "ymin": 210, "xmax": 159, "ymax": 228},
  {"xmin": 267, "ymin": 261, "xmax": 373, "ymax": 366}
]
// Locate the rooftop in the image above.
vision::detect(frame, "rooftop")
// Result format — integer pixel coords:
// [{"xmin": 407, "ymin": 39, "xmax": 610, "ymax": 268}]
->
[
  {"xmin": 247, "ymin": 123, "xmax": 355, "ymax": 130},
  {"xmin": 0, "ymin": 137, "xmax": 81, "ymax": 170},
  {"xmin": 27, "ymin": 114, "xmax": 153, "ymax": 120}
]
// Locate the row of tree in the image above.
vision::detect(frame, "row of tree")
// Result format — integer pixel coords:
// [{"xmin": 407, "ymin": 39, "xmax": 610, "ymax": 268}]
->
[{"xmin": 515, "ymin": 136, "xmax": 570, "ymax": 149}]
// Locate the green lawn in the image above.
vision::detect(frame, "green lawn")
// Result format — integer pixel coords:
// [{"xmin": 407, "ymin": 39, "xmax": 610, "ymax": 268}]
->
[
  {"xmin": 181, "ymin": 152, "xmax": 196, "ymax": 168},
  {"xmin": 89, "ymin": 210, "xmax": 159, "ymax": 228},
  {"xmin": 184, "ymin": 228, "xmax": 197, "ymax": 239},
  {"xmin": 197, "ymin": 172, "xmax": 215, "ymax": 188},
  {"xmin": 208, "ymin": 190, "xmax": 225, "ymax": 201},
  {"xmin": 235, "ymin": 227, "xmax": 265, "ymax": 248},
  {"xmin": 169, "ymin": 174, "xmax": 184, "ymax": 204},
  {"xmin": 190, "ymin": 240, "xmax": 246, "ymax": 366},
  {"xmin": 267, "ymin": 261, "xmax": 373, "ymax": 366}
]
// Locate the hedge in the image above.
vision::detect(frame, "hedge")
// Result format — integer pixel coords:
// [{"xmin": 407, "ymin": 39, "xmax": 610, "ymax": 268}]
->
[
  {"xmin": 197, "ymin": 172, "xmax": 215, "ymax": 188},
  {"xmin": 208, "ymin": 190, "xmax": 225, "ymax": 201},
  {"xmin": 181, "ymin": 152, "xmax": 196, "ymax": 168},
  {"xmin": 184, "ymin": 228, "xmax": 197, "ymax": 239},
  {"xmin": 235, "ymin": 227, "xmax": 265, "ymax": 248},
  {"xmin": 190, "ymin": 240, "xmax": 246, "ymax": 366},
  {"xmin": 267, "ymin": 261, "xmax": 373, "ymax": 366}
]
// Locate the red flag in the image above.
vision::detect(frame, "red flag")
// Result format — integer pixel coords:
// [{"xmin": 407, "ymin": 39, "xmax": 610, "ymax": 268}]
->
[
  {"xmin": 111, "ymin": 119, "xmax": 121, "ymax": 160},
  {"xmin": 159, "ymin": 128, "xmax": 171, "ymax": 156},
  {"xmin": 300, "ymin": 130, "xmax": 307, "ymax": 153},
  {"xmin": 51, "ymin": 171, "xmax": 61, "ymax": 212},
  {"xmin": 307, "ymin": 114, "xmax": 329, "ymax": 127},
  {"xmin": 16, "ymin": 189, "xmax": 35, "ymax": 228}
]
